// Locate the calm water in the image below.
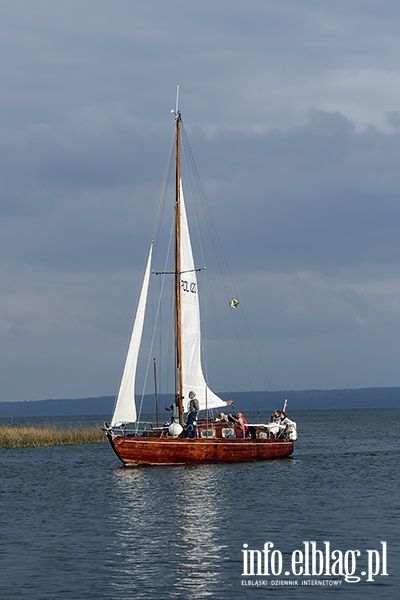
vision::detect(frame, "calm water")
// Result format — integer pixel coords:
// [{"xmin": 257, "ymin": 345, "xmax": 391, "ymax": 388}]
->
[{"xmin": 0, "ymin": 409, "xmax": 398, "ymax": 599}]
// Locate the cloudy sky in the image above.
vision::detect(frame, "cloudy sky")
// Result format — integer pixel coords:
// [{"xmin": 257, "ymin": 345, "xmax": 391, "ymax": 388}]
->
[{"xmin": 2, "ymin": 0, "xmax": 400, "ymax": 402}]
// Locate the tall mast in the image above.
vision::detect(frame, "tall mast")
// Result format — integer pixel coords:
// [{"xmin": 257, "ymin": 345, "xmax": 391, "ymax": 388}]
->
[{"xmin": 174, "ymin": 89, "xmax": 184, "ymax": 426}]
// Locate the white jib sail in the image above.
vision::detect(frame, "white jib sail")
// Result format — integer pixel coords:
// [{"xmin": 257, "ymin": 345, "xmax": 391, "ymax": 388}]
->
[
  {"xmin": 111, "ymin": 243, "xmax": 153, "ymax": 426},
  {"xmin": 179, "ymin": 182, "xmax": 227, "ymax": 412}
]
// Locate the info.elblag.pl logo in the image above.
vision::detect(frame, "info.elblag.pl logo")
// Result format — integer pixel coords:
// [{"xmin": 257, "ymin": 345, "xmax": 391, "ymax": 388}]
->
[{"xmin": 242, "ymin": 541, "xmax": 388, "ymax": 584}]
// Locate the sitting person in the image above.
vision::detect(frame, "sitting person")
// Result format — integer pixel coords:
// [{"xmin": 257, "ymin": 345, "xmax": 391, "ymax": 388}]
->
[
  {"xmin": 269, "ymin": 409, "xmax": 280, "ymax": 423},
  {"xmin": 277, "ymin": 411, "xmax": 295, "ymax": 439},
  {"xmin": 215, "ymin": 412, "xmax": 235, "ymax": 437},
  {"xmin": 216, "ymin": 412, "xmax": 229, "ymax": 423}
]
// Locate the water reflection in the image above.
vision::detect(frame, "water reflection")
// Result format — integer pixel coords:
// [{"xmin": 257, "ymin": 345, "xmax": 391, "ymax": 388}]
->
[
  {"xmin": 108, "ymin": 465, "xmax": 234, "ymax": 599},
  {"xmin": 104, "ymin": 410, "xmax": 400, "ymax": 599}
]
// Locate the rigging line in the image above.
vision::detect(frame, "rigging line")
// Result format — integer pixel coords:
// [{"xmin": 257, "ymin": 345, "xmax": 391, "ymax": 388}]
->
[
  {"xmin": 153, "ymin": 268, "xmax": 175, "ymax": 411},
  {"xmin": 180, "ymin": 124, "xmax": 242, "ymax": 392},
  {"xmin": 241, "ymin": 306, "xmax": 274, "ymax": 393},
  {"xmin": 137, "ymin": 118, "xmax": 179, "ymax": 419},
  {"xmin": 179, "ymin": 125, "xmax": 231, "ymax": 393},
  {"xmin": 227, "ymin": 308, "xmax": 263, "ymax": 418},
  {"xmin": 138, "ymin": 118, "xmax": 184, "ymax": 418},
  {"xmin": 179, "ymin": 123, "xmax": 242, "ymax": 395},
  {"xmin": 180, "ymin": 124, "xmax": 207, "ymax": 269},
  {"xmin": 137, "ymin": 237, "xmax": 175, "ymax": 421},
  {"xmin": 154, "ymin": 268, "xmax": 204, "ymax": 275},
  {"xmin": 180, "ymin": 122, "xmax": 272, "ymax": 411},
  {"xmin": 155, "ymin": 218, "xmax": 176, "ymax": 402},
  {"xmin": 180, "ymin": 124, "xmax": 239, "ymax": 301},
  {"xmin": 201, "ymin": 270, "xmax": 233, "ymax": 395},
  {"xmin": 136, "ymin": 279, "xmax": 165, "ymax": 424},
  {"xmin": 151, "ymin": 127, "xmax": 176, "ymax": 244},
  {"xmin": 137, "ymin": 203, "xmax": 176, "ymax": 423},
  {"xmin": 150, "ymin": 273, "xmax": 175, "ymax": 423},
  {"xmin": 160, "ymin": 274, "xmax": 175, "ymax": 401}
]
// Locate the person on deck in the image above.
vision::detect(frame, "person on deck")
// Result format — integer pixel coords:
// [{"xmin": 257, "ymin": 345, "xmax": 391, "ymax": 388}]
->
[
  {"xmin": 229, "ymin": 411, "xmax": 248, "ymax": 437},
  {"xmin": 269, "ymin": 409, "xmax": 280, "ymax": 423},
  {"xmin": 184, "ymin": 391, "xmax": 199, "ymax": 438},
  {"xmin": 165, "ymin": 394, "xmax": 181, "ymax": 423},
  {"xmin": 277, "ymin": 412, "xmax": 294, "ymax": 439},
  {"xmin": 216, "ymin": 412, "xmax": 230, "ymax": 423}
]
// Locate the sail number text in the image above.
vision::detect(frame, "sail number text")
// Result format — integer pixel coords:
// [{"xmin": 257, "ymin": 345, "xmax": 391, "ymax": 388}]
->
[{"xmin": 181, "ymin": 280, "xmax": 197, "ymax": 294}]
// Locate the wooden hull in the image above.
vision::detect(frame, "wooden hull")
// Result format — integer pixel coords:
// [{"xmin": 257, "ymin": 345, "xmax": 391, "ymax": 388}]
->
[{"xmin": 106, "ymin": 433, "xmax": 294, "ymax": 465}]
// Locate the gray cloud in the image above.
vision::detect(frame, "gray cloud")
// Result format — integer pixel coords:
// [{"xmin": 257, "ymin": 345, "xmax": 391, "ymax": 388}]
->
[{"xmin": 1, "ymin": 1, "xmax": 400, "ymax": 401}]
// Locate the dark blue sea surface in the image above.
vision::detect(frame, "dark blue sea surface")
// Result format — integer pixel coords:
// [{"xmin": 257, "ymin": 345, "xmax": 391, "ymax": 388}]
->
[{"xmin": 0, "ymin": 409, "xmax": 398, "ymax": 599}]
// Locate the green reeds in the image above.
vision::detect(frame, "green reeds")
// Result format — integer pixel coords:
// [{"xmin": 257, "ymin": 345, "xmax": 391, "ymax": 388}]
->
[{"xmin": 0, "ymin": 423, "xmax": 106, "ymax": 448}]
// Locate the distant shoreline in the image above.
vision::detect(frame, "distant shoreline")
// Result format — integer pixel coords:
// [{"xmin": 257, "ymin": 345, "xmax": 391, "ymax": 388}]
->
[{"xmin": 0, "ymin": 387, "xmax": 399, "ymax": 418}]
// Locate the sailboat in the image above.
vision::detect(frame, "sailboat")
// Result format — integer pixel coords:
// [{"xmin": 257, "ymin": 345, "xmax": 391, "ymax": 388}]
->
[{"xmin": 104, "ymin": 93, "xmax": 297, "ymax": 465}]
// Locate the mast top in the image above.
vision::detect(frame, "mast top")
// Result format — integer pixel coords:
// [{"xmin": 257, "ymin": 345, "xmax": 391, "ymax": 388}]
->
[{"xmin": 171, "ymin": 84, "xmax": 181, "ymax": 121}]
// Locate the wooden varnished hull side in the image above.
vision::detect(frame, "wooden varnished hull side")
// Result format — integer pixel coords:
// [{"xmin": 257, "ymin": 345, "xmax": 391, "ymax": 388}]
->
[{"xmin": 107, "ymin": 434, "xmax": 294, "ymax": 465}]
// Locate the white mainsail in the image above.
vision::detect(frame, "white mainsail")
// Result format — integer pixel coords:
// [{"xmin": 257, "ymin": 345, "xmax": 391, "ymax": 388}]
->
[
  {"xmin": 179, "ymin": 182, "xmax": 227, "ymax": 412},
  {"xmin": 111, "ymin": 243, "xmax": 153, "ymax": 426}
]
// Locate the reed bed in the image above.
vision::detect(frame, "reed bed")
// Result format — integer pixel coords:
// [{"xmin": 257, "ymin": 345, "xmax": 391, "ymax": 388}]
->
[{"xmin": 0, "ymin": 423, "xmax": 106, "ymax": 448}]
